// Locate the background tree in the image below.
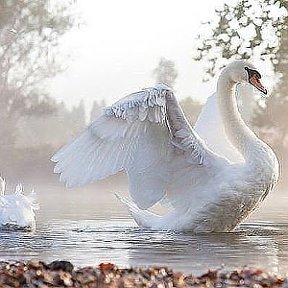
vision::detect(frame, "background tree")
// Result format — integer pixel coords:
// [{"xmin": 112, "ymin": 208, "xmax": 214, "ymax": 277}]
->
[
  {"xmin": 70, "ymin": 99, "xmax": 86, "ymax": 134},
  {"xmin": 0, "ymin": 0, "xmax": 78, "ymax": 148},
  {"xmin": 194, "ymin": 0, "xmax": 288, "ymax": 184},
  {"xmin": 179, "ymin": 97, "xmax": 202, "ymax": 126},
  {"xmin": 90, "ymin": 99, "xmax": 106, "ymax": 123},
  {"xmin": 194, "ymin": 0, "xmax": 287, "ymax": 79},
  {"xmin": 253, "ymin": 20, "xmax": 288, "ymax": 174},
  {"xmin": 153, "ymin": 57, "xmax": 178, "ymax": 88},
  {"xmin": 0, "ymin": 0, "xmax": 79, "ymax": 181},
  {"xmin": 153, "ymin": 57, "xmax": 203, "ymax": 126}
]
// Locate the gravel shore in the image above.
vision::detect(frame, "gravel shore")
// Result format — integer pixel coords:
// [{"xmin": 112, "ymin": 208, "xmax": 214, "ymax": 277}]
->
[{"xmin": 0, "ymin": 260, "xmax": 286, "ymax": 287}]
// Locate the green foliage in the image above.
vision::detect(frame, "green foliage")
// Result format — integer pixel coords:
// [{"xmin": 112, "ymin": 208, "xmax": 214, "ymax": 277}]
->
[
  {"xmin": 194, "ymin": 0, "xmax": 287, "ymax": 80},
  {"xmin": 195, "ymin": 0, "xmax": 288, "ymax": 184}
]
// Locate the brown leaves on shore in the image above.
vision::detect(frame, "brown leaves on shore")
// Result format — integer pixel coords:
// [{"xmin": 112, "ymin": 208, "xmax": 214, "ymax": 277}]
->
[{"xmin": 0, "ymin": 261, "xmax": 286, "ymax": 287}]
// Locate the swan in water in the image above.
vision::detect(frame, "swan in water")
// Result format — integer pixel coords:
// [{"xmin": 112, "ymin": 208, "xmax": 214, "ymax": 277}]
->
[
  {"xmin": 0, "ymin": 177, "xmax": 38, "ymax": 230},
  {"xmin": 52, "ymin": 60, "xmax": 279, "ymax": 232}
]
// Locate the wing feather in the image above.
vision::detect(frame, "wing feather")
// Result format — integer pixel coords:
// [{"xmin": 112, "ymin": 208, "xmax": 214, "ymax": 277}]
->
[
  {"xmin": 52, "ymin": 85, "xmax": 170, "ymax": 188},
  {"xmin": 52, "ymin": 84, "xmax": 225, "ymax": 209}
]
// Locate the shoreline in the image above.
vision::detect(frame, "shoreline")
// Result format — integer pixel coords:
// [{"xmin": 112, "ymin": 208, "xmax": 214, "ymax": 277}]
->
[{"xmin": 0, "ymin": 260, "xmax": 286, "ymax": 287}]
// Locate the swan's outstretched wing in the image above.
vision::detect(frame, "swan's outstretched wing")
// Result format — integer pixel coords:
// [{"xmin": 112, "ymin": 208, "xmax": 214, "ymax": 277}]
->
[
  {"xmin": 194, "ymin": 93, "xmax": 244, "ymax": 163},
  {"xmin": 52, "ymin": 84, "xmax": 226, "ymax": 209}
]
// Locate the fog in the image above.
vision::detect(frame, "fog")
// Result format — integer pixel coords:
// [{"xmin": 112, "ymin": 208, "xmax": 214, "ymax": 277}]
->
[{"xmin": 0, "ymin": 0, "xmax": 287, "ymax": 201}]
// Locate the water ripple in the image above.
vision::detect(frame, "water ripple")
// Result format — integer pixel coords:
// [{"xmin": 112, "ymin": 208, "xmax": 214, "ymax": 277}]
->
[{"xmin": 1, "ymin": 194, "xmax": 288, "ymax": 275}]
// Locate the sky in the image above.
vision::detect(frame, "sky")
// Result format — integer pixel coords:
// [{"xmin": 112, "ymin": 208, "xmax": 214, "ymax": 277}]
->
[{"xmin": 49, "ymin": 0, "xmax": 239, "ymax": 110}]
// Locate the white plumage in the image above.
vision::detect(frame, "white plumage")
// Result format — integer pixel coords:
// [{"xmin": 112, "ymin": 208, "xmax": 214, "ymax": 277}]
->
[
  {"xmin": 52, "ymin": 61, "xmax": 279, "ymax": 232},
  {"xmin": 0, "ymin": 177, "xmax": 38, "ymax": 230}
]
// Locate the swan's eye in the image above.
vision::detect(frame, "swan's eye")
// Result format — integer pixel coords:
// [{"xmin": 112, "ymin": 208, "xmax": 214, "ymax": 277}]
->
[{"xmin": 244, "ymin": 66, "xmax": 262, "ymax": 79}]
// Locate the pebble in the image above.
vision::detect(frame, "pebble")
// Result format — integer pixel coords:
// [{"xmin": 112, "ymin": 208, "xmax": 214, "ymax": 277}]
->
[{"xmin": 0, "ymin": 260, "xmax": 286, "ymax": 287}]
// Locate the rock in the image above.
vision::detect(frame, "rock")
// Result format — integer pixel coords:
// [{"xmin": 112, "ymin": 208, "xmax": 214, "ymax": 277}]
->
[
  {"xmin": 48, "ymin": 260, "xmax": 74, "ymax": 273},
  {"xmin": 0, "ymin": 261, "xmax": 286, "ymax": 287}
]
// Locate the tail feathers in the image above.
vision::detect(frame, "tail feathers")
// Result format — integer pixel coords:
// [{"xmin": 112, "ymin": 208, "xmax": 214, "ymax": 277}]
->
[
  {"xmin": 15, "ymin": 184, "xmax": 23, "ymax": 194},
  {"xmin": 115, "ymin": 193, "xmax": 161, "ymax": 229}
]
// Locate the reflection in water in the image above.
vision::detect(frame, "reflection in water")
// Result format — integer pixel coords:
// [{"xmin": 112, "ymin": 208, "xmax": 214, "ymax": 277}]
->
[
  {"xmin": 0, "ymin": 185, "xmax": 288, "ymax": 276},
  {"xmin": 128, "ymin": 225, "xmax": 281, "ymax": 275}
]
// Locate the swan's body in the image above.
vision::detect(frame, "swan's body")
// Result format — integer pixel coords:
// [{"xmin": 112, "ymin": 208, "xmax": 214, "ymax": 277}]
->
[
  {"xmin": 0, "ymin": 178, "xmax": 38, "ymax": 230},
  {"xmin": 52, "ymin": 60, "xmax": 279, "ymax": 232}
]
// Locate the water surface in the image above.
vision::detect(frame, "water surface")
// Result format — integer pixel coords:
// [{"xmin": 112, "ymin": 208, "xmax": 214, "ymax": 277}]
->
[{"xmin": 0, "ymin": 183, "xmax": 288, "ymax": 276}]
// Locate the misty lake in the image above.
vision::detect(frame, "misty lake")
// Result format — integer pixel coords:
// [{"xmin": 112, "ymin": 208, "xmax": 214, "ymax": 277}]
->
[{"xmin": 0, "ymin": 178, "xmax": 288, "ymax": 276}]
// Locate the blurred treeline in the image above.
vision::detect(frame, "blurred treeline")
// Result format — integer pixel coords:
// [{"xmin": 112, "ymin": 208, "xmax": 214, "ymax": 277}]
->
[
  {"xmin": 0, "ymin": 0, "xmax": 81, "ymax": 182},
  {"xmin": 0, "ymin": 1, "xmax": 203, "ymax": 185}
]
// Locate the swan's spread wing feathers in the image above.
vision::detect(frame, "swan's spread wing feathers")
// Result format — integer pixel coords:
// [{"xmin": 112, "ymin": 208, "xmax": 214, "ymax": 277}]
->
[
  {"xmin": 194, "ymin": 93, "xmax": 244, "ymax": 163},
  {"xmin": 104, "ymin": 84, "xmax": 168, "ymax": 124},
  {"xmin": 52, "ymin": 85, "xmax": 224, "ymax": 209},
  {"xmin": 54, "ymin": 120, "xmax": 137, "ymax": 187},
  {"xmin": 52, "ymin": 84, "xmax": 169, "ymax": 183},
  {"xmin": 127, "ymin": 123, "xmax": 171, "ymax": 209}
]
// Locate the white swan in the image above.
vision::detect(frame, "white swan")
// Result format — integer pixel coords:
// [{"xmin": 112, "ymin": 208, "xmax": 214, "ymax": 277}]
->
[
  {"xmin": 0, "ymin": 177, "xmax": 38, "ymax": 230},
  {"xmin": 52, "ymin": 60, "xmax": 279, "ymax": 232}
]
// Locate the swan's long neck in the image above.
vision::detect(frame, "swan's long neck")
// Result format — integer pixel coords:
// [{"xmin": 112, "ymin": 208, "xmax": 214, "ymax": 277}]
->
[{"xmin": 217, "ymin": 71, "xmax": 259, "ymax": 161}]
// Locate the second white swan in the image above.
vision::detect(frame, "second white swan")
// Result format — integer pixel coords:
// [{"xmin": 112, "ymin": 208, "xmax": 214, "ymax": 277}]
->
[
  {"xmin": 52, "ymin": 60, "xmax": 279, "ymax": 232},
  {"xmin": 0, "ymin": 177, "xmax": 38, "ymax": 230}
]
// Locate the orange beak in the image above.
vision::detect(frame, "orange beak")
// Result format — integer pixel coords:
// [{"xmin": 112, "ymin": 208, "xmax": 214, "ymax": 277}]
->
[{"xmin": 249, "ymin": 74, "xmax": 267, "ymax": 95}]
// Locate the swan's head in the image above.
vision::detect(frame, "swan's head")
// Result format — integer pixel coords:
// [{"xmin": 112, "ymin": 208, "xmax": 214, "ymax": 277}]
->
[{"xmin": 224, "ymin": 60, "xmax": 267, "ymax": 95}]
